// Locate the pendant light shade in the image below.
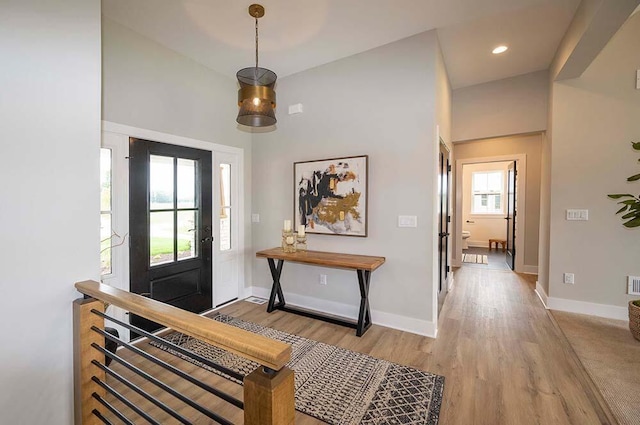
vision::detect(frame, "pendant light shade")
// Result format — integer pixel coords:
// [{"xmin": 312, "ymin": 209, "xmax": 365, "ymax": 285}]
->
[{"xmin": 236, "ymin": 4, "xmax": 277, "ymax": 127}]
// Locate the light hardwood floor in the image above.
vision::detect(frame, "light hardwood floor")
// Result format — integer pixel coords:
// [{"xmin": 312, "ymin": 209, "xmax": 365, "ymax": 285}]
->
[{"xmin": 103, "ymin": 266, "xmax": 612, "ymax": 424}]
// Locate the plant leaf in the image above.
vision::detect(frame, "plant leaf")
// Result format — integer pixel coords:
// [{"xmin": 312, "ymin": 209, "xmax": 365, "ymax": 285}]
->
[
  {"xmin": 616, "ymin": 205, "xmax": 629, "ymax": 214},
  {"xmin": 627, "ymin": 173, "xmax": 640, "ymax": 182},
  {"xmin": 632, "ymin": 141, "xmax": 640, "ymax": 150},
  {"xmin": 621, "ymin": 211, "xmax": 639, "ymax": 219},
  {"xmin": 623, "ymin": 217, "xmax": 640, "ymax": 228},
  {"xmin": 608, "ymin": 194, "xmax": 633, "ymax": 199},
  {"xmin": 619, "ymin": 200, "xmax": 637, "ymax": 205}
]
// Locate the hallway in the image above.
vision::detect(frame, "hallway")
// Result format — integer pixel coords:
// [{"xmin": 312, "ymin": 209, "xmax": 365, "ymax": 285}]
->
[
  {"xmin": 218, "ymin": 266, "xmax": 610, "ymax": 424},
  {"xmin": 107, "ymin": 267, "xmax": 611, "ymax": 424}
]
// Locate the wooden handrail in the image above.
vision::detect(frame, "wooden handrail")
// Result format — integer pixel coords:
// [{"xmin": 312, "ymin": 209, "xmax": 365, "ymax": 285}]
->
[{"xmin": 75, "ymin": 280, "xmax": 291, "ymax": 371}]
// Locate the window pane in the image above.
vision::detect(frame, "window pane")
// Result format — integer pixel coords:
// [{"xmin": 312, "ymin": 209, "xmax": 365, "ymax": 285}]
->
[
  {"xmin": 494, "ymin": 194, "xmax": 501, "ymax": 210},
  {"xmin": 220, "ymin": 207, "xmax": 231, "ymax": 251},
  {"xmin": 487, "ymin": 172, "xmax": 502, "ymax": 192},
  {"xmin": 220, "ymin": 164, "xmax": 231, "ymax": 208},
  {"xmin": 150, "ymin": 211, "xmax": 174, "ymax": 266},
  {"xmin": 150, "ymin": 155, "xmax": 174, "ymax": 210},
  {"xmin": 100, "ymin": 149, "xmax": 112, "ymax": 212},
  {"xmin": 177, "ymin": 158, "xmax": 196, "ymax": 209},
  {"xmin": 177, "ymin": 210, "xmax": 197, "ymax": 261},
  {"xmin": 100, "ymin": 213, "xmax": 112, "ymax": 275},
  {"xmin": 472, "ymin": 173, "xmax": 487, "ymax": 193}
]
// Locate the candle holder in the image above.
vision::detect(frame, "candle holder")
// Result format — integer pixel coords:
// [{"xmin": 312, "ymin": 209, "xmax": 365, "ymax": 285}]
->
[
  {"xmin": 296, "ymin": 234, "xmax": 307, "ymax": 252},
  {"xmin": 282, "ymin": 229, "xmax": 296, "ymax": 253}
]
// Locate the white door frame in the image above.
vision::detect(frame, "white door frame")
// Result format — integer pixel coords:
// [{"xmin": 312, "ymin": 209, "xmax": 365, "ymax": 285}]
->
[
  {"xmin": 101, "ymin": 121, "xmax": 245, "ymax": 315},
  {"xmin": 453, "ymin": 154, "xmax": 527, "ymax": 273}
]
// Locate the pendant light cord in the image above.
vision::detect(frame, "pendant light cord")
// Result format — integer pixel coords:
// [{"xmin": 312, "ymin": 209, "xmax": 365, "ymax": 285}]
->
[{"xmin": 255, "ymin": 16, "xmax": 259, "ymax": 69}]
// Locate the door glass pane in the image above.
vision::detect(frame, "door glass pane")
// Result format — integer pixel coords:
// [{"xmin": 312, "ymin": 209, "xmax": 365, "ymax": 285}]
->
[
  {"xmin": 150, "ymin": 211, "xmax": 174, "ymax": 266},
  {"xmin": 100, "ymin": 213, "xmax": 112, "ymax": 275},
  {"xmin": 150, "ymin": 155, "xmax": 174, "ymax": 210},
  {"xmin": 100, "ymin": 149, "xmax": 111, "ymax": 212},
  {"xmin": 177, "ymin": 158, "xmax": 196, "ymax": 209},
  {"xmin": 177, "ymin": 210, "xmax": 197, "ymax": 260},
  {"xmin": 220, "ymin": 207, "xmax": 231, "ymax": 251},
  {"xmin": 220, "ymin": 164, "xmax": 231, "ymax": 207},
  {"xmin": 220, "ymin": 163, "xmax": 231, "ymax": 252}
]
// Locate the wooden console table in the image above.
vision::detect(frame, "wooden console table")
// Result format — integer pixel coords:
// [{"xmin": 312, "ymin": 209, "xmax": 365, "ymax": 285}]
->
[{"xmin": 255, "ymin": 248, "xmax": 386, "ymax": 337}]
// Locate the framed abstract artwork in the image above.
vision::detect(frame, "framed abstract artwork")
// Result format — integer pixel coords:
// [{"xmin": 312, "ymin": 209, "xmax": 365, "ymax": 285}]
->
[{"xmin": 294, "ymin": 155, "xmax": 368, "ymax": 237}]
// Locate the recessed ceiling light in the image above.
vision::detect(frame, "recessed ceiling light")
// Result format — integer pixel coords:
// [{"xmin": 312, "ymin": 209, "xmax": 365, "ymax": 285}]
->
[{"xmin": 492, "ymin": 45, "xmax": 508, "ymax": 54}]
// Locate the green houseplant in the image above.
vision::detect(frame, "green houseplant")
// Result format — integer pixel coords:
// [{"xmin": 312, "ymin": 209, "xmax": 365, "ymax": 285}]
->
[{"xmin": 608, "ymin": 141, "xmax": 640, "ymax": 341}]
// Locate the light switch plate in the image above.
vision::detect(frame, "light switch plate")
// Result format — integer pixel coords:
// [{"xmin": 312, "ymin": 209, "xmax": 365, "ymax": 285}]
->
[
  {"xmin": 398, "ymin": 215, "xmax": 418, "ymax": 228},
  {"xmin": 566, "ymin": 209, "xmax": 588, "ymax": 221}
]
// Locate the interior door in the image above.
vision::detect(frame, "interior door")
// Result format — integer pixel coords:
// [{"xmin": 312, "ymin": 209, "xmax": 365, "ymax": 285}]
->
[
  {"xmin": 214, "ymin": 152, "xmax": 239, "ymax": 306},
  {"xmin": 437, "ymin": 140, "xmax": 451, "ymax": 314},
  {"xmin": 129, "ymin": 138, "xmax": 213, "ymax": 336},
  {"xmin": 505, "ymin": 160, "xmax": 517, "ymax": 270}
]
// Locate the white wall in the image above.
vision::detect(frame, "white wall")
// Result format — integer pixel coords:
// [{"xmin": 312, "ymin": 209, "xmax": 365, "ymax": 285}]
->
[
  {"xmin": 547, "ymin": 11, "xmax": 640, "ymax": 315},
  {"xmin": 250, "ymin": 31, "xmax": 443, "ymax": 335},
  {"xmin": 101, "ymin": 18, "xmax": 254, "ymax": 290},
  {"xmin": 462, "ymin": 162, "xmax": 510, "ymax": 247},
  {"xmin": 452, "ymin": 70, "xmax": 549, "ymax": 142},
  {"xmin": 0, "ymin": 1, "xmax": 102, "ymax": 423}
]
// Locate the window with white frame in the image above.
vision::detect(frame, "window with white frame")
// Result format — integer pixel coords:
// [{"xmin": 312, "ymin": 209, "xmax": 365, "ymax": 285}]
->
[{"xmin": 471, "ymin": 171, "xmax": 504, "ymax": 214}]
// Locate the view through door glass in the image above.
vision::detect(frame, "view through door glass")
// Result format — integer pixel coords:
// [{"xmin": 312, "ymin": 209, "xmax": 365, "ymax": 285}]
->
[{"xmin": 129, "ymin": 138, "xmax": 213, "ymax": 337}]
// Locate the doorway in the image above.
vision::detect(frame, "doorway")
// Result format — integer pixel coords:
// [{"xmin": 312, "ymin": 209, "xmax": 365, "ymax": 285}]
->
[
  {"xmin": 454, "ymin": 154, "xmax": 527, "ymax": 272},
  {"xmin": 437, "ymin": 139, "xmax": 451, "ymax": 314},
  {"xmin": 129, "ymin": 138, "xmax": 213, "ymax": 334}
]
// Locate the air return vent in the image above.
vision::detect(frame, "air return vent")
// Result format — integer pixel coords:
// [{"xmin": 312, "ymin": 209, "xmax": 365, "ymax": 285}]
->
[{"xmin": 628, "ymin": 276, "xmax": 640, "ymax": 296}]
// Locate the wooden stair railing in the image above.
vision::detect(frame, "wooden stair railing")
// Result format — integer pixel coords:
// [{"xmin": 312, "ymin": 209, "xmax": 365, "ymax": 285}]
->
[{"xmin": 74, "ymin": 280, "xmax": 294, "ymax": 425}]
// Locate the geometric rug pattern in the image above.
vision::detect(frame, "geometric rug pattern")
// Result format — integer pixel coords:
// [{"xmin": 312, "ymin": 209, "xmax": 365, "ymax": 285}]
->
[
  {"xmin": 151, "ymin": 314, "xmax": 444, "ymax": 425},
  {"xmin": 462, "ymin": 253, "xmax": 488, "ymax": 264}
]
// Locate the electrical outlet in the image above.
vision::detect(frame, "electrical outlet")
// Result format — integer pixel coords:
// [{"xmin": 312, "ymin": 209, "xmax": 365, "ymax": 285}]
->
[
  {"xmin": 563, "ymin": 273, "xmax": 575, "ymax": 284},
  {"xmin": 251, "ymin": 213, "xmax": 260, "ymax": 223},
  {"xmin": 319, "ymin": 274, "xmax": 327, "ymax": 285}
]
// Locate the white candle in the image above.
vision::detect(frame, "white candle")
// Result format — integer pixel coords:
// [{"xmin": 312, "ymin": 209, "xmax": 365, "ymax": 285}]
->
[
  {"xmin": 298, "ymin": 224, "xmax": 305, "ymax": 236},
  {"xmin": 284, "ymin": 220, "xmax": 291, "ymax": 231}
]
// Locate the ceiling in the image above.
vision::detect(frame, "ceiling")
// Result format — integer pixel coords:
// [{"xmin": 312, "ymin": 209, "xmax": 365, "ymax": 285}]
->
[{"xmin": 102, "ymin": 0, "xmax": 581, "ymax": 89}]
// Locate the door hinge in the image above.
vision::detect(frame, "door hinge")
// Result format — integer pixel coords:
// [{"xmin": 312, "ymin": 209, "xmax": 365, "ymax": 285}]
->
[
  {"xmin": 446, "ymin": 266, "xmax": 450, "ymax": 273},
  {"xmin": 447, "ymin": 215, "xmax": 451, "ymax": 223},
  {"xmin": 447, "ymin": 165, "xmax": 452, "ymax": 172}
]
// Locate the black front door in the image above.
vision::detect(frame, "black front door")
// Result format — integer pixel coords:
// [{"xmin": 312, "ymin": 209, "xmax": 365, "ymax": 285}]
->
[
  {"xmin": 438, "ymin": 140, "xmax": 451, "ymax": 314},
  {"xmin": 505, "ymin": 160, "xmax": 517, "ymax": 270},
  {"xmin": 129, "ymin": 138, "xmax": 213, "ymax": 336}
]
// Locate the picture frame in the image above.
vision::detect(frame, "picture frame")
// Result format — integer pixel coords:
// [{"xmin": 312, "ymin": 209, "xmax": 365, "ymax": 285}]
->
[{"xmin": 294, "ymin": 155, "xmax": 368, "ymax": 237}]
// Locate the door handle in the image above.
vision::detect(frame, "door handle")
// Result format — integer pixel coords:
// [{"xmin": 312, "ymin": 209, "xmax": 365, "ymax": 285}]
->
[{"xmin": 201, "ymin": 236, "xmax": 214, "ymax": 243}]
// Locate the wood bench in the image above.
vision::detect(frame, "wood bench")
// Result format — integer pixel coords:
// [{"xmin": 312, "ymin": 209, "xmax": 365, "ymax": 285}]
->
[
  {"xmin": 489, "ymin": 238, "xmax": 507, "ymax": 252},
  {"xmin": 256, "ymin": 248, "xmax": 386, "ymax": 337}
]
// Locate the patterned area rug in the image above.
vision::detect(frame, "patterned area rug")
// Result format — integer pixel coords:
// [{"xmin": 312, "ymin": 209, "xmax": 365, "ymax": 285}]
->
[
  {"xmin": 151, "ymin": 314, "xmax": 444, "ymax": 425},
  {"xmin": 462, "ymin": 253, "xmax": 488, "ymax": 264}
]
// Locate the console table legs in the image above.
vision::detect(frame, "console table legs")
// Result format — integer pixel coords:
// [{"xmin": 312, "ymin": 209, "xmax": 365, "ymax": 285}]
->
[
  {"xmin": 263, "ymin": 259, "xmax": 373, "ymax": 337},
  {"xmin": 266, "ymin": 258, "xmax": 285, "ymax": 312}
]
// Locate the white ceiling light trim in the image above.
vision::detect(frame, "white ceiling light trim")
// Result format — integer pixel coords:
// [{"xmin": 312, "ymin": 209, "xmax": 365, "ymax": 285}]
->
[{"xmin": 492, "ymin": 45, "xmax": 509, "ymax": 54}]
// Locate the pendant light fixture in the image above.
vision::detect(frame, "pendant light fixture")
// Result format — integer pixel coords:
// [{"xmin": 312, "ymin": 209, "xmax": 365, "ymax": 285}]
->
[{"xmin": 236, "ymin": 4, "xmax": 277, "ymax": 127}]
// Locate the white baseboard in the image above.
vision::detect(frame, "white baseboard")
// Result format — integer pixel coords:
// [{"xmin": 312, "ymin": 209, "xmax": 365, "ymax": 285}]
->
[
  {"xmin": 522, "ymin": 265, "xmax": 538, "ymax": 275},
  {"xmin": 448, "ymin": 274, "xmax": 454, "ymax": 291},
  {"xmin": 547, "ymin": 296, "xmax": 628, "ymax": 321},
  {"xmin": 535, "ymin": 281, "xmax": 549, "ymax": 308},
  {"xmin": 247, "ymin": 286, "xmax": 437, "ymax": 338},
  {"xmin": 468, "ymin": 241, "xmax": 488, "ymax": 248}
]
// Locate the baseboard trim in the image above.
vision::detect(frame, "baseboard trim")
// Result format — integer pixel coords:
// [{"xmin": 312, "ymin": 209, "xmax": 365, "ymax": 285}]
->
[
  {"xmin": 468, "ymin": 241, "xmax": 488, "ymax": 248},
  {"xmin": 535, "ymin": 281, "xmax": 549, "ymax": 309},
  {"xmin": 247, "ymin": 286, "xmax": 437, "ymax": 338},
  {"xmin": 547, "ymin": 296, "xmax": 628, "ymax": 321},
  {"xmin": 522, "ymin": 265, "xmax": 539, "ymax": 275}
]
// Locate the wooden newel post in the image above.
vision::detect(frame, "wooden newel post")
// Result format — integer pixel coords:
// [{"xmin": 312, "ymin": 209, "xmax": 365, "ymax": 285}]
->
[
  {"xmin": 244, "ymin": 366, "xmax": 295, "ymax": 425},
  {"xmin": 73, "ymin": 298, "xmax": 106, "ymax": 425}
]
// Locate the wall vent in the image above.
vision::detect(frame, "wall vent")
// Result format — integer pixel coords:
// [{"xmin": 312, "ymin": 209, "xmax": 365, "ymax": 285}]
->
[
  {"xmin": 245, "ymin": 296, "xmax": 267, "ymax": 305},
  {"xmin": 628, "ymin": 276, "xmax": 640, "ymax": 296}
]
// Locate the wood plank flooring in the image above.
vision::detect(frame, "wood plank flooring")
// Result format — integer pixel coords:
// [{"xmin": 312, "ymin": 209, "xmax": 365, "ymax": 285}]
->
[{"xmin": 101, "ymin": 266, "xmax": 612, "ymax": 424}]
